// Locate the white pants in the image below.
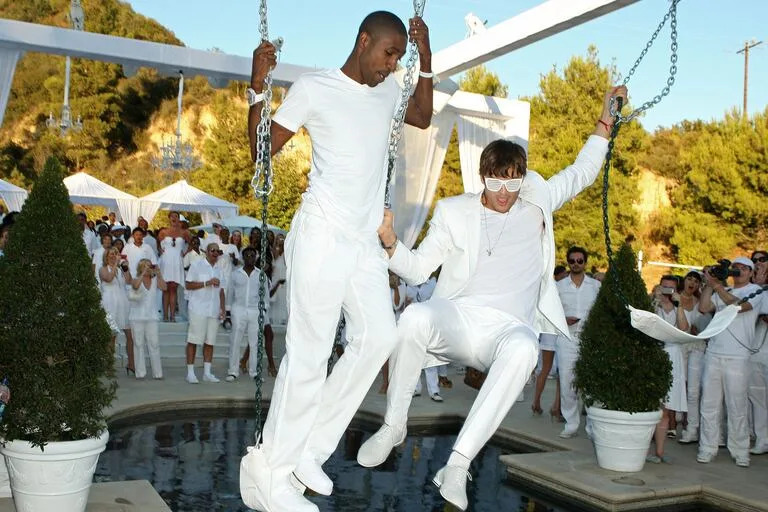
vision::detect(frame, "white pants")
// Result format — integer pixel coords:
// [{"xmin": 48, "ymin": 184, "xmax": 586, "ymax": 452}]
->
[
  {"xmin": 131, "ymin": 319, "xmax": 162, "ymax": 379},
  {"xmin": 749, "ymin": 359, "xmax": 768, "ymax": 446},
  {"xmin": 699, "ymin": 353, "xmax": 750, "ymax": 458},
  {"xmin": 414, "ymin": 366, "xmax": 440, "ymax": 396},
  {"xmin": 385, "ymin": 299, "xmax": 538, "ymax": 461},
  {"xmin": 262, "ymin": 204, "xmax": 398, "ymax": 479},
  {"xmin": 556, "ymin": 335, "xmax": 580, "ymax": 432},
  {"xmin": 228, "ymin": 306, "xmax": 264, "ymax": 378},
  {"xmin": 682, "ymin": 345, "xmax": 705, "ymax": 431}
]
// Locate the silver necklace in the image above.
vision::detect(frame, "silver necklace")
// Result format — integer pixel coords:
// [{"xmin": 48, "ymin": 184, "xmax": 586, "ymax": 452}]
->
[{"xmin": 482, "ymin": 205, "xmax": 511, "ymax": 256}]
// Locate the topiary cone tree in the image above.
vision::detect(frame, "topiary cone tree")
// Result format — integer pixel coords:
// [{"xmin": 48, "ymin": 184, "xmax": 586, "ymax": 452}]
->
[
  {"xmin": 573, "ymin": 243, "xmax": 672, "ymax": 413},
  {"xmin": 0, "ymin": 156, "xmax": 116, "ymax": 449}
]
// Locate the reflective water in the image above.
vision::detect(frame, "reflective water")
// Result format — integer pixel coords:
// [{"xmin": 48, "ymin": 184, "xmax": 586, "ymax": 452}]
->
[{"xmin": 95, "ymin": 414, "xmax": 567, "ymax": 512}]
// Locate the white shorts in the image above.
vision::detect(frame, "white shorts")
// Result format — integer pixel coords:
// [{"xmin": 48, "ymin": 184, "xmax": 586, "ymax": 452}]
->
[
  {"xmin": 187, "ymin": 313, "xmax": 219, "ymax": 346},
  {"xmin": 539, "ymin": 333, "xmax": 557, "ymax": 352}
]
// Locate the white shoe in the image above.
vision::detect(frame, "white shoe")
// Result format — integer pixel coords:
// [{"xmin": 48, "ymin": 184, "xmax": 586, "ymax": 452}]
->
[
  {"xmin": 749, "ymin": 443, "xmax": 768, "ymax": 455},
  {"xmin": 430, "ymin": 393, "xmax": 444, "ymax": 402},
  {"xmin": 225, "ymin": 374, "xmax": 237, "ymax": 382},
  {"xmin": 203, "ymin": 373, "xmax": 220, "ymax": 383},
  {"xmin": 734, "ymin": 455, "xmax": 750, "ymax": 467},
  {"xmin": 558, "ymin": 428, "xmax": 578, "ymax": 439},
  {"xmin": 186, "ymin": 373, "xmax": 199, "ymax": 384},
  {"xmin": 240, "ymin": 445, "xmax": 319, "ymax": 512},
  {"xmin": 357, "ymin": 424, "xmax": 406, "ymax": 468},
  {"xmin": 697, "ymin": 451, "xmax": 715, "ymax": 464},
  {"xmin": 678, "ymin": 428, "xmax": 698, "ymax": 444},
  {"xmin": 432, "ymin": 465, "xmax": 472, "ymax": 511},
  {"xmin": 293, "ymin": 457, "xmax": 333, "ymax": 496}
]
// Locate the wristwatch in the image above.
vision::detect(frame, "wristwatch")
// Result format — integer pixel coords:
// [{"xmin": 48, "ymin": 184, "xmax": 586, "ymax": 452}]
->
[{"xmin": 246, "ymin": 87, "xmax": 264, "ymax": 107}]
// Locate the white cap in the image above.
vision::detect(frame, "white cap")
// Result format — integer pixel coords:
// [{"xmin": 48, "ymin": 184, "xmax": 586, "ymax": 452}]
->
[{"xmin": 732, "ymin": 256, "xmax": 754, "ymax": 270}]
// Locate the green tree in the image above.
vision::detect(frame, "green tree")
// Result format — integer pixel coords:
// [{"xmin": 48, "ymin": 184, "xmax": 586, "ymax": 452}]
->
[{"xmin": 0, "ymin": 157, "xmax": 117, "ymax": 447}]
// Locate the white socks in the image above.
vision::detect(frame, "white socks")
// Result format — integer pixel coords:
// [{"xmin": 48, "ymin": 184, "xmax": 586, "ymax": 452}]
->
[
  {"xmin": 204, "ymin": 362, "xmax": 213, "ymax": 376},
  {"xmin": 187, "ymin": 364, "xmax": 195, "ymax": 377},
  {"xmin": 447, "ymin": 450, "xmax": 471, "ymax": 471}
]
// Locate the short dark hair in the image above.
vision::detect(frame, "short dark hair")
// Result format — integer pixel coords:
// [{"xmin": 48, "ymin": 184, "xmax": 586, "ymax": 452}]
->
[
  {"xmin": 132, "ymin": 227, "xmax": 145, "ymax": 236},
  {"xmin": 478, "ymin": 139, "xmax": 527, "ymax": 178},
  {"xmin": 660, "ymin": 274, "xmax": 681, "ymax": 291},
  {"xmin": 358, "ymin": 11, "xmax": 407, "ymax": 41},
  {"xmin": 684, "ymin": 270, "xmax": 702, "ymax": 282},
  {"xmin": 242, "ymin": 246, "xmax": 257, "ymax": 259},
  {"xmin": 566, "ymin": 246, "xmax": 588, "ymax": 262},
  {"xmin": 554, "ymin": 265, "xmax": 567, "ymax": 276},
  {"xmin": 751, "ymin": 250, "xmax": 767, "ymax": 259}
]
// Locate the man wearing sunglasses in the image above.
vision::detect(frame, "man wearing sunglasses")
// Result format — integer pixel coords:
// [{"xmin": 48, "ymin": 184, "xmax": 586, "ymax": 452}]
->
[{"xmin": 360, "ymin": 85, "xmax": 627, "ymax": 510}]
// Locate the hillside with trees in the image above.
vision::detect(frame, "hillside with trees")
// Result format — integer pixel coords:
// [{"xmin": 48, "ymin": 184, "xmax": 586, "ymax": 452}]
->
[{"xmin": 1, "ymin": 1, "xmax": 766, "ymax": 269}]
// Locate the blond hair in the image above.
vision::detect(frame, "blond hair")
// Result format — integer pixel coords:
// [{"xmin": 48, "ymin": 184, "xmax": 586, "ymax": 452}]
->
[{"xmin": 102, "ymin": 247, "xmax": 120, "ymax": 267}]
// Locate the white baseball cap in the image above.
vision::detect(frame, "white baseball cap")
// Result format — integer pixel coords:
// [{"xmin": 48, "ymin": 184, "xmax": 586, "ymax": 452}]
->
[{"xmin": 732, "ymin": 256, "xmax": 754, "ymax": 270}]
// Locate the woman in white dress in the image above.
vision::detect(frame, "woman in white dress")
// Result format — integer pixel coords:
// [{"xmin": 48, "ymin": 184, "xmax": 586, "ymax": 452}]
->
[
  {"xmin": 679, "ymin": 271, "xmax": 706, "ymax": 443},
  {"xmin": 99, "ymin": 247, "xmax": 134, "ymax": 373},
  {"xmin": 648, "ymin": 275, "xmax": 690, "ymax": 463},
  {"xmin": 129, "ymin": 258, "xmax": 167, "ymax": 379},
  {"xmin": 158, "ymin": 211, "xmax": 189, "ymax": 322}
]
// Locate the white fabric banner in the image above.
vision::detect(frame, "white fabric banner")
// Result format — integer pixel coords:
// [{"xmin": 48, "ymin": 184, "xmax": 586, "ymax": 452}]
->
[
  {"xmin": 0, "ymin": 48, "xmax": 21, "ymax": 128},
  {"xmin": 457, "ymin": 114, "xmax": 508, "ymax": 194},
  {"xmin": 629, "ymin": 304, "xmax": 741, "ymax": 344}
]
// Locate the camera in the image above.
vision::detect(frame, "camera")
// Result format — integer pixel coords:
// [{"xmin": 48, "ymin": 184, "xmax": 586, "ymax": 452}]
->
[
  {"xmin": 120, "ymin": 261, "xmax": 129, "ymax": 272},
  {"xmin": 706, "ymin": 259, "xmax": 741, "ymax": 281}
]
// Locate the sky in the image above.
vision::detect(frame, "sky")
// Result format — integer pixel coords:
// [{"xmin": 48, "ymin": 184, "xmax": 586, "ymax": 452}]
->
[{"xmin": 124, "ymin": 0, "xmax": 768, "ymax": 131}]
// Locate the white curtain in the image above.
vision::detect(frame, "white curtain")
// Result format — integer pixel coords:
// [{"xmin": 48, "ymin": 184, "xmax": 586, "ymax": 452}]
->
[
  {"xmin": 0, "ymin": 49, "xmax": 21, "ymax": 128},
  {"xmin": 457, "ymin": 114, "xmax": 508, "ymax": 194},
  {"xmin": 115, "ymin": 198, "xmax": 142, "ymax": 229},
  {"xmin": 138, "ymin": 201, "xmax": 163, "ymax": 226},
  {"xmin": 392, "ymin": 109, "xmax": 454, "ymax": 248},
  {"xmin": 200, "ymin": 210, "xmax": 221, "ymax": 226}
]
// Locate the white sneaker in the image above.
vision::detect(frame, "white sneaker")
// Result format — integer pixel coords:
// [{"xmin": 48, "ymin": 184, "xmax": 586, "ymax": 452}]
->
[
  {"xmin": 679, "ymin": 428, "xmax": 698, "ymax": 444},
  {"xmin": 240, "ymin": 445, "xmax": 319, "ymax": 512},
  {"xmin": 186, "ymin": 373, "xmax": 199, "ymax": 384},
  {"xmin": 697, "ymin": 451, "xmax": 715, "ymax": 464},
  {"xmin": 225, "ymin": 374, "xmax": 237, "ymax": 382},
  {"xmin": 293, "ymin": 457, "xmax": 333, "ymax": 496},
  {"xmin": 558, "ymin": 428, "xmax": 578, "ymax": 439},
  {"xmin": 203, "ymin": 373, "xmax": 220, "ymax": 383},
  {"xmin": 430, "ymin": 393, "xmax": 444, "ymax": 402},
  {"xmin": 749, "ymin": 443, "xmax": 768, "ymax": 455},
  {"xmin": 357, "ymin": 424, "xmax": 406, "ymax": 468},
  {"xmin": 433, "ymin": 465, "xmax": 472, "ymax": 511},
  {"xmin": 734, "ymin": 456, "xmax": 750, "ymax": 467}
]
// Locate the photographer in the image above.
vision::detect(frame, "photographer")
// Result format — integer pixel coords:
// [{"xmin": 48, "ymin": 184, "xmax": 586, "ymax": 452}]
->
[
  {"xmin": 697, "ymin": 257, "xmax": 765, "ymax": 467},
  {"xmin": 129, "ymin": 259, "xmax": 166, "ymax": 380}
]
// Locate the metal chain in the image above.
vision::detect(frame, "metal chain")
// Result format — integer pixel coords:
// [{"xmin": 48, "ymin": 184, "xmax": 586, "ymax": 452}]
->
[
  {"xmin": 737, "ymin": 284, "xmax": 768, "ymax": 306},
  {"xmin": 252, "ymin": 0, "xmax": 272, "ymax": 443},
  {"xmin": 609, "ymin": 0, "xmax": 680, "ymax": 124},
  {"xmin": 384, "ymin": 0, "xmax": 427, "ymax": 208}
]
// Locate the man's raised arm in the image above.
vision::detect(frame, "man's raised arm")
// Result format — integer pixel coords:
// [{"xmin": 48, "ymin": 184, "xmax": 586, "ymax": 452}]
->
[{"xmin": 403, "ymin": 16, "xmax": 433, "ymax": 129}]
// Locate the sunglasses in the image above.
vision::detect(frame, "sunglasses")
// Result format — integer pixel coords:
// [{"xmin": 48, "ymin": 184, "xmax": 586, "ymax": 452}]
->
[
  {"xmin": 567, "ymin": 258, "xmax": 584, "ymax": 265},
  {"xmin": 753, "ymin": 256, "xmax": 768, "ymax": 263},
  {"xmin": 484, "ymin": 177, "xmax": 523, "ymax": 193}
]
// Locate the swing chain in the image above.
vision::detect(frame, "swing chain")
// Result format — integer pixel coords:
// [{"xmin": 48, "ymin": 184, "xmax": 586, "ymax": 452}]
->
[
  {"xmin": 251, "ymin": 0, "xmax": 276, "ymax": 199},
  {"xmin": 384, "ymin": 0, "xmax": 427, "ymax": 208},
  {"xmin": 610, "ymin": 0, "xmax": 679, "ymax": 124}
]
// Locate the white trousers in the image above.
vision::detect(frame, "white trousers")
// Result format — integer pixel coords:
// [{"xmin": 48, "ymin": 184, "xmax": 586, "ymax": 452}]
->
[
  {"xmin": 131, "ymin": 319, "xmax": 162, "ymax": 379},
  {"xmin": 414, "ymin": 366, "xmax": 440, "ymax": 396},
  {"xmin": 749, "ymin": 360, "xmax": 768, "ymax": 446},
  {"xmin": 385, "ymin": 299, "xmax": 538, "ymax": 461},
  {"xmin": 556, "ymin": 335, "xmax": 580, "ymax": 432},
  {"xmin": 682, "ymin": 346, "xmax": 705, "ymax": 430},
  {"xmin": 262, "ymin": 205, "xmax": 398, "ymax": 479},
  {"xmin": 228, "ymin": 306, "xmax": 263, "ymax": 378},
  {"xmin": 699, "ymin": 353, "xmax": 750, "ymax": 458}
]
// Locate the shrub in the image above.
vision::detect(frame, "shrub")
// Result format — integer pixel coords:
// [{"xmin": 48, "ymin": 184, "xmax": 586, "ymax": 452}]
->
[
  {"xmin": 0, "ymin": 156, "xmax": 116, "ymax": 449},
  {"xmin": 573, "ymin": 243, "xmax": 672, "ymax": 413}
]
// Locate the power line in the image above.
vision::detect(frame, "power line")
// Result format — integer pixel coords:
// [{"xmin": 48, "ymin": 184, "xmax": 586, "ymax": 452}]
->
[{"xmin": 736, "ymin": 39, "xmax": 763, "ymax": 118}]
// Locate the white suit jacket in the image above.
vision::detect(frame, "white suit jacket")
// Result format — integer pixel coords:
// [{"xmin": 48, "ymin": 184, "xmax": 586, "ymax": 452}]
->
[{"xmin": 389, "ymin": 135, "xmax": 609, "ymax": 342}]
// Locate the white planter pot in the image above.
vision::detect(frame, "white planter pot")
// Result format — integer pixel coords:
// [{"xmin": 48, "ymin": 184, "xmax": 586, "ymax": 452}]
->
[
  {"xmin": 587, "ymin": 406, "xmax": 661, "ymax": 472},
  {"xmin": 0, "ymin": 430, "xmax": 109, "ymax": 512}
]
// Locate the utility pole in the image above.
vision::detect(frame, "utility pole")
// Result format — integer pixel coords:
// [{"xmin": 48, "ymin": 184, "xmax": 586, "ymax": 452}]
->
[{"xmin": 737, "ymin": 40, "xmax": 763, "ymax": 118}]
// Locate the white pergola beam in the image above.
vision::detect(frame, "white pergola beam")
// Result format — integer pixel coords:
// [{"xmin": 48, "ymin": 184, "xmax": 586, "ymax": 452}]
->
[
  {"xmin": 0, "ymin": 18, "xmax": 310, "ymax": 87},
  {"xmin": 433, "ymin": 0, "xmax": 642, "ymax": 80}
]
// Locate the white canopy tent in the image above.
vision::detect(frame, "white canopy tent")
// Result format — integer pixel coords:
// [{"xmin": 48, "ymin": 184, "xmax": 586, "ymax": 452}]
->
[
  {"xmin": 63, "ymin": 171, "xmax": 137, "ymax": 225},
  {"xmin": 138, "ymin": 180, "xmax": 238, "ymax": 227},
  {"xmin": 191, "ymin": 215, "xmax": 286, "ymax": 236},
  {"xmin": 0, "ymin": 178, "xmax": 28, "ymax": 213}
]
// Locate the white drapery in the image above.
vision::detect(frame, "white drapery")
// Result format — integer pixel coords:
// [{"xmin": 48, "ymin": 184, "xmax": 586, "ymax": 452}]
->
[
  {"xmin": 630, "ymin": 305, "xmax": 742, "ymax": 344},
  {"xmin": 458, "ymin": 114, "xmax": 508, "ymax": 194},
  {"xmin": 137, "ymin": 180, "xmax": 238, "ymax": 226},
  {"xmin": 0, "ymin": 49, "xmax": 21, "ymax": 128},
  {"xmin": 0, "ymin": 178, "xmax": 28, "ymax": 212},
  {"xmin": 63, "ymin": 172, "xmax": 138, "ymax": 225}
]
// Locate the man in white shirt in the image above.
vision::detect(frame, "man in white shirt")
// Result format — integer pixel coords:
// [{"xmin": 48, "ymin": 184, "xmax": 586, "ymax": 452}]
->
[
  {"xmin": 697, "ymin": 256, "xmax": 765, "ymax": 467},
  {"xmin": 134, "ymin": 217, "xmax": 158, "ymax": 255},
  {"xmin": 226, "ymin": 247, "xmax": 270, "ymax": 381},
  {"xmin": 358, "ymin": 86, "xmax": 625, "ymax": 510},
  {"xmin": 121, "ymin": 227, "xmax": 157, "ymax": 277},
  {"xmin": 216, "ymin": 227, "xmax": 241, "ymax": 323},
  {"xmin": 185, "ymin": 243, "xmax": 225, "ymax": 384},
  {"xmin": 555, "ymin": 246, "xmax": 601, "ymax": 438},
  {"xmin": 240, "ymin": 11, "xmax": 433, "ymax": 512}
]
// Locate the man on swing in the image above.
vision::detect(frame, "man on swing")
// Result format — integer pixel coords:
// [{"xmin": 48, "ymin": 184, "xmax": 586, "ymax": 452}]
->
[{"xmin": 240, "ymin": 10, "xmax": 433, "ymax": 512}]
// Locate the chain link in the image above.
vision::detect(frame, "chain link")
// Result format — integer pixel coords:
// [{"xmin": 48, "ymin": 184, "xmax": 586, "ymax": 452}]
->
[
  {"xmin": 610, "ymin": 0, "xmax": 680, "ymax": 124},
  {"xmin": 384, "ymin": 0, "xmax": 427, "ymax": 208}
]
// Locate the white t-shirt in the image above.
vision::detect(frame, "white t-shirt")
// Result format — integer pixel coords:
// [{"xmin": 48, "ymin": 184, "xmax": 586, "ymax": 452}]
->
[
  {"xmin": 129, "ymin": 279, "xmax": 159, "ymax": 321},
  {"xmin": 216, "ymin": 243, "xmax": 241, "ymax": 285},
  {"xmin": 556, "ymin": 274, "xmax": 601, "ymax": 339},
  {"xmin": 186, "ymin": 258, "xmax": 224, "ymax": 318},
  {"xmin": 121, "ymin": 243, "xmax": 157, "ymax": 277},
  {"xmin": 455, "ymin": 199, "xmax": 545, "ymax": 326},
  {"xmin": 273, "ymin": 68, "xmax": 401, "ymax": 233},
  {"xmin": 709, "ymin": 283, "xmax": 765, "ymax": 358},
  {"xmin": 229, "ymin": 267, "xmax": 271, "ymax": 313}
]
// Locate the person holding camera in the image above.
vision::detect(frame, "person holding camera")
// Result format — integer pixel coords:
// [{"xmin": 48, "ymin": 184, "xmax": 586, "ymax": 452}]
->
[
  {"xmin": 647, "ymin": 275, "xmax": 690, "ymax": 463},
  {"xmin": 129, "ymin": 258, "xmax": 166, "ymax": 380},
  {"xmin": 99, "ymin": 247, "xmax": 134, "ymax": 369},
  {"xmin": 697, "ymin": 257, "xmax": 765, "ymax": 467},
  {"xmin": 122, "ymin": 227, "xmax": 157, "ymax": 277}
]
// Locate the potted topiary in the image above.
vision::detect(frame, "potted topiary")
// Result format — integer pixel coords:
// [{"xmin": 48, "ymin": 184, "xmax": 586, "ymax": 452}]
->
[
  {"xmin": 573, "ymin": 243, "xmax": 672, "ymax": 472},
  {"xmin": 0, "ymin": 157, "xmax": 117, "ymax": 511}
]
